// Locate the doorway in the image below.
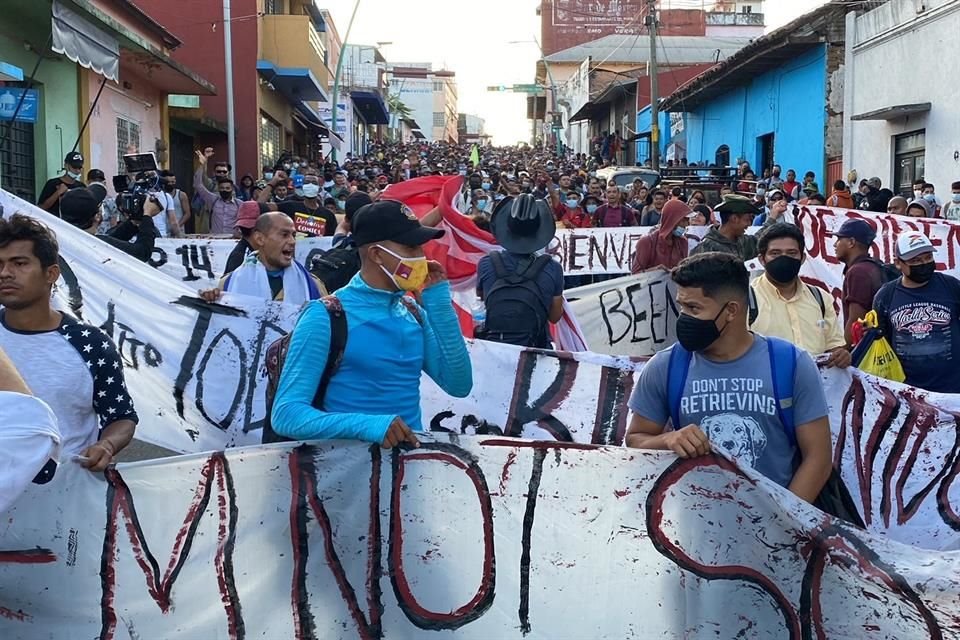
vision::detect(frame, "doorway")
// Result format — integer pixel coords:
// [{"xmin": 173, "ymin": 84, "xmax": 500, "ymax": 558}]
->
[{"xmin": 757, "ymin": 133, "xmax": 775, "ymax": 175}]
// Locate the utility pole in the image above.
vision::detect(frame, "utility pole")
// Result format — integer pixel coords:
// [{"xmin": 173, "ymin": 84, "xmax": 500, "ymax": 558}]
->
[
  {"xmin": 647, "ymin": 0, "xmax": 660, "ymax": 172},
  {"xmin": 223, "ymin": 0, "xmax": 236, "ymax": 176},
  {"xmin": 330, "ymin": 0, "xmax": 362, "ymax": 162}
]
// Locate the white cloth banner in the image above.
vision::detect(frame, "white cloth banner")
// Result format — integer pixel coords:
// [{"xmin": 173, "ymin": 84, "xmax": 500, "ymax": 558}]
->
[
  {"xmin": 567, "ymin": 269, "xmax": 678, "ymax": 357},
  {"xmin": 7, "ymin": 192, "xmax": 960, "ymax": 548},
  {"xmin": 0, "ymin": 392, "xmax": 60, "ymax": 514},
  {"xmin": 2, "ymin": 437, "xmax": 960, "ymax": 639},
  {"xmin": 152, "ymin": 236, "xmax": 334, "ymax": 284}
]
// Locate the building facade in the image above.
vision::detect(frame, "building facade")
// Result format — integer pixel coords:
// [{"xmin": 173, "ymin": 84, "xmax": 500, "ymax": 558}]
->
[
  {"xmin": 334, "ymin": 44, "xmax": 390, "ymax": 157},
  {"xmin": 662, "ymin": 3, "xmax": 860, "ymax": 181},
  {"xmin": 843, "ymin": 0, "xmax": 960, "ymax": 197},
  {"xmin": 0, "ymin": 0, "xmax": 211, "ymax": 202},
  {"xmin": 387, "ymin": 64, "xmax": 457, "ymax": 143},
  {"xmin": 136, "ymin": 0, "xmax": 338, "ymax": 180}
]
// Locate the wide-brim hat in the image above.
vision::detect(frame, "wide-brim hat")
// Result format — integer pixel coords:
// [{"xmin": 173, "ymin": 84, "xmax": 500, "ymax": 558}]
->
[
  {"xmin": 715, "ymin": 194, "xmax": 761, "ymax": 216},
  {"xmin": 491, "ymin": 194, "xmax": 556, "ymax": 254}
]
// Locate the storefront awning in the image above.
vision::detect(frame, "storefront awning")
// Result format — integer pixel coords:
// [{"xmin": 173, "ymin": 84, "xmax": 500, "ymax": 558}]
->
[
  {"xmin": 257, "ymin": 60, "xmax": 327, "ymax": 103},
  {"xmin": 51, "ymin": 0, "xmax": 119, "ymax": 82},
  {"xmin": 350, "ymin": 90, "xmax": 389, "ymax": 125},
  {"xmin": 851, "ymin": 103, "xmax": 931, "ymax": 121}
]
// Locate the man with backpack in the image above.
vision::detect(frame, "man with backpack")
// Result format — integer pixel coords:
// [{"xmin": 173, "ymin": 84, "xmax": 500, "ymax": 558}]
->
[
  {"xmin": 268, "ymin": 200, "xmax": 472, "ymax": 446},
  {"xmin": 749, "ymin": 223, "xmax": 850, "ymax": 368},
  {"xmin": 476, "ymin": 195, "xmax": 565, "ymax": 349},
  {"xmin": 625, "ymin": 252, "xmax": 833, "ymax": 503},
  {"xmin": 834, "ymin": 219, "xmax": 893, "ymax": 345}
]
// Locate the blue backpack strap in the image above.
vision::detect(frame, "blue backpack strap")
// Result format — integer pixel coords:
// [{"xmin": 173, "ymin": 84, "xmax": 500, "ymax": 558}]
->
[
  {"xmin": 766, "ymin": 337, "xmax": 798, "ymax": 446},
  {"xmin": 666, "ymin": 344, "xmax": 693, "ymax": 430}
]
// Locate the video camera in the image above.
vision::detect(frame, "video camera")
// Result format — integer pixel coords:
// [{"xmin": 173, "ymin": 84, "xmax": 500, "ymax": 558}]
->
[{"xmin": 112, "ymin": 153, "xmax": 160, "ymax": 221}]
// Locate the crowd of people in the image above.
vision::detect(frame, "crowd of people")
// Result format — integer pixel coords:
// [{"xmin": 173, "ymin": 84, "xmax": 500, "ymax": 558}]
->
[{"xmin": 2, "ymin": 137, "xmax": 960, "ymax": 526}]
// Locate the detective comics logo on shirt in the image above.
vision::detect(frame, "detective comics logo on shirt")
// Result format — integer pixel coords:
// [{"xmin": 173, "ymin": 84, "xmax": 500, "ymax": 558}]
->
[
  {"xmin": 293, "ymin": 213, "xmax": 325, "ymax": 237},
  {"xmin": 891, "ymin": 303, "xmax": 952, "ymax": 339}
]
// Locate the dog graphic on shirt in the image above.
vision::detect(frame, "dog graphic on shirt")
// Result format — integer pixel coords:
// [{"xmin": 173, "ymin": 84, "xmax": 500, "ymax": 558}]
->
[{"xmin": 700, "ymin": 413, "xmax": 767, "ymax": 467}]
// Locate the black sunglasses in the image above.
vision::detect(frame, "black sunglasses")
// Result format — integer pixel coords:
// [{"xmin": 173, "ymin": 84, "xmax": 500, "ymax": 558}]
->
[{"xmin": 769, "ymin": 194, "xmax": 784, "ymax": 201}]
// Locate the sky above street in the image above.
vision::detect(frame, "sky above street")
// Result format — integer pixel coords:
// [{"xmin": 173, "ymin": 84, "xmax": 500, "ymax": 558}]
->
[{"xmin": 320, "ymin": 0, "xmax": 830, "ymax": 144}]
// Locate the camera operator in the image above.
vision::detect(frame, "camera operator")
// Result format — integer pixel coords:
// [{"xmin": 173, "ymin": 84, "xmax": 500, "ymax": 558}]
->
[{"xmin": 59, "ymin": 188, "xmax": 160, "ymax": 262}]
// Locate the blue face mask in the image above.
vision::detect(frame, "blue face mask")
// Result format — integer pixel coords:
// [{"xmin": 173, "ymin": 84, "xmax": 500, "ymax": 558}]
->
[
  {"xmin": 924, "ymin": 193, "xmax": 937, "ymax": 203},
  {"xmin": 586, "ymin": 204, "xmax": 598, "ymax": 214},
  {"xmin": 673, "ymin": 226, "xmax": 686, "ymax": 237},
  {"xmin": 477, "ymin": 199, "xmax": 490, "ymax": 211},
  {"xmin": 952, "ymin": 193, "xmax": 960, "ymax": 203},
  {"xmin": 482, "ymin": 182, "xmax": 491, "ymax": 190},
  {"xmin": 565, "ymin": 199, "xmax": 579, "ymax": 209}
]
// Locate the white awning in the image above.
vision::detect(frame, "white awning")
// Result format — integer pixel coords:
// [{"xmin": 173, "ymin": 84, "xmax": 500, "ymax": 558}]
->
[{"xmin": 51, "ymin": 0, "xmax": 119, "ymax": 82}]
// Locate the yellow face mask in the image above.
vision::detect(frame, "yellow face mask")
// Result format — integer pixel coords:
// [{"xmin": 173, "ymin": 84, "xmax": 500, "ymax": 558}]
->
[{"xmin": 376, "ymin": 245, "xmax": 428, "ymax": 291}]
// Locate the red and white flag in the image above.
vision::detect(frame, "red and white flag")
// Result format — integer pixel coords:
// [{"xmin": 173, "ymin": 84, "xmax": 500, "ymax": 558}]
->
[{"xmin": 384, "ymin": 176, "xmax": 588, "ymax": 351}]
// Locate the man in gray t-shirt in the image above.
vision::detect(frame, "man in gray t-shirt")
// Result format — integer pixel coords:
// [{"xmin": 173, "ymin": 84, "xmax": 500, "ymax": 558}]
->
[
  {"xmin": 629, "ymin": 335, "xmax": 827, "ymax": 487},
  {"xmin": 626, "ymin": 252, "xmax": 832, "ymax": 501}
]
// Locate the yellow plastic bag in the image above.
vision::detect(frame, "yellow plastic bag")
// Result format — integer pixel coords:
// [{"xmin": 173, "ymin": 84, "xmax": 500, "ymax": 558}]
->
[{"xmin": 853, "ymin": 311, "xmax": 906, "ymax": 383}]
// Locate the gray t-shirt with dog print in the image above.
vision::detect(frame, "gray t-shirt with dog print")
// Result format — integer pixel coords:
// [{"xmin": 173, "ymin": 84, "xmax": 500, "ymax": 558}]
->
[{"xmin": 628, "ymin": 334, "xmax": 828, "ymax": 488}]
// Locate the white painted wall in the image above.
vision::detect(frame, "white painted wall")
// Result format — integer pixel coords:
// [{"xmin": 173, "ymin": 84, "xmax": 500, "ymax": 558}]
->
[{"xmin": 843, "ymin": 0, "xmax": 960, "ymax": 194}]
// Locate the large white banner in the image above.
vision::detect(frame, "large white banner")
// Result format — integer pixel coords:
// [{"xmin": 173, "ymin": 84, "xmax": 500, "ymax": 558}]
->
[
  {"xmin": 3, "ymin": 437, "xmax": 960, "ymax": 639},
  {"xmin": 567, "ymin": 269, "xmax": 678, "ymax": 357}
]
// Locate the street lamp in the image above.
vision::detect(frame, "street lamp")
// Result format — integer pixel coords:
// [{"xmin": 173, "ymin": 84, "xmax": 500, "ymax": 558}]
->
[{"xmin": 329, "ymin": 0, "xmax": 362, "ymax": 163}]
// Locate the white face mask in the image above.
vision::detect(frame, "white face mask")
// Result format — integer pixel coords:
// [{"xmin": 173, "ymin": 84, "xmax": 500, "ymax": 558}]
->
[
  {"xmin": 914, "ymin": 190, "xmax": 923, "ymax": 199},
  {"xmin": 302, "ymin": 183, "xmax": 321, "ymax": 198}
]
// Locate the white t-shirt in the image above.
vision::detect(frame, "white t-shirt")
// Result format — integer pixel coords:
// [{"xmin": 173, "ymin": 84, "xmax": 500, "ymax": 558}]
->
[
  {"xmin": 0, "ymin": 312, "xmax": 138, "ymax": 455},
  {"xmin": 151, "ymin": 191, "xmax": 176, "ymax": 236},
  {"xmin": 0, "ymin": 392, "xmax": 60, "ymax": 513}
]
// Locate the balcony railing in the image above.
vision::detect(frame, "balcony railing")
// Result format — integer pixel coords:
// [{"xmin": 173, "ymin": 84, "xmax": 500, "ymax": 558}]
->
[{"xmin": 260, "ymin": 14, "xmax": 330, "ymax": 89}]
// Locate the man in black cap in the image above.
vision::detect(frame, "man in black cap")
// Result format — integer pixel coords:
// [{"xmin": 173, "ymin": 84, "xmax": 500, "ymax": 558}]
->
[
  {"xmin": 37, "ymin": 151, "xmax": 87, "ymax": 216},
  {"xmin": 834, "ymin": 218, "xmax": 887, "ymax": 344},
  {"xmin": 476, "ymin": 194, "xmax": 564, "ymax": 348},
  {"xmin": 271, "ymin": 199, "xmax": 473, "ymax": 446},
  {"xmin": 690, "ymin": 194, "xmax": 759, "ymax": 261},
  {"xmin": 59, "ymin": 187, "xmax": 160, "ymax": 263}
]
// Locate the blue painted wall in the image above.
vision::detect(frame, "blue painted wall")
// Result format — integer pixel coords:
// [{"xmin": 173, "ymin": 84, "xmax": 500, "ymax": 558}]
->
[
  {"xmin": 680, "ymin": 44, "xmax": 827, "ymax": 181},
  {"xmin": 635, "ymin": 107, "xmax": 671, "ymax": 165}
]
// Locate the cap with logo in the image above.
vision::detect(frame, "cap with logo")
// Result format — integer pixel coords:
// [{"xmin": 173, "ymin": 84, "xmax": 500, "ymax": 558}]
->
[
  {"xmin": 834, "ymin": 219, "xmax": 876, "ymax": 246},
  {"xmin": 351, "ymin": 200, "xmax": 445, "ymax": 247},
  {"xmin": 895, "ymin": 231, "xmax": 935, "ymax": 262},
  {"xmin": 64, "ymin": 151, "xmax": 84, "ymax": 168}
]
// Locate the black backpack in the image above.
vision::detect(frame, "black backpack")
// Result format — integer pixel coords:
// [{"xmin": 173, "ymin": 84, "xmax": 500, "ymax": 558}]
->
[
  {"xmin": 478, "ymin": 251, "xmax": 553, "ymax": 349},
  {"xmin": 262, "ymin": 296, "xmax": 348, "ymax": 444},
  {"xmin": 308, "ymin": 238, "xmax": 360, "ymax": 293},
  {"xmin": 867, "ymin": 257, "xmax": 902, "ymax": 284}
]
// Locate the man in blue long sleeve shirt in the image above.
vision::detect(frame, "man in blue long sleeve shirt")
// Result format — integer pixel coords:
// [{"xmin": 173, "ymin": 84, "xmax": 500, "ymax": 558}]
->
[{"xmin": 271, "ymin": 200, "xmax": 473, "ymax": 448}]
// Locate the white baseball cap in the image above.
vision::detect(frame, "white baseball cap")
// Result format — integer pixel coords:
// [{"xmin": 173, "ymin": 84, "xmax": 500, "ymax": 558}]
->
[{"xmin": 895, "ymin": 231, "xmax": 935, "ymax": 261}]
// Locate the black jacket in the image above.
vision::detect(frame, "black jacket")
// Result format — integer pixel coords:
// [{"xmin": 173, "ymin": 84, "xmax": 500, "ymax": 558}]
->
[{"xmin": 96, "ymin": 217, "xmax": 157, "ymax": 262}]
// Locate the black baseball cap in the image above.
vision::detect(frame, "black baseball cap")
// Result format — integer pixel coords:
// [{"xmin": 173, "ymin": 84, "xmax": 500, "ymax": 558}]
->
[
  {"xmin": 60, "ymin": 188, "xmax": 100, "ymax": 228},
  {"xmin": 835, "ymin": 219, "xmax": 876, "ymax": 246},
  {"xmin": 351, "ymin": 200, "xmax": 444, "ymax": 247},
  {"xmin": 64, "ymin": 151, "xmax": 84, "ymax": 168}
]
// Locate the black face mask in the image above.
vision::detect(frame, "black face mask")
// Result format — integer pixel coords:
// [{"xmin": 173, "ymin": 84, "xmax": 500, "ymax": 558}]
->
[
  {"xmin": 162, "ymin": 182, "xmax": 175, "ymax": 193},
  {"xmin": 908, "ymin": 261, "xmax": 936, "ymax": 284},
  {"xmin": 764, "ymin": 255, "xmax": 802, "ymax": 284},
  {"xmin": 676, "ymin": 302, "xmax": 730, "ymax": 352},
  {"xmin": 219, "ymin": 190, "xmax": 232, "ymax": 201}
]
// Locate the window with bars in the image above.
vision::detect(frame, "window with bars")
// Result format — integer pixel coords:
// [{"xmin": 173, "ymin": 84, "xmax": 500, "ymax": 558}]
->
[
  {"xmin": 263, "ymin": 0, "xmax": 280, "ymax": 15},
  {"xmin": 432, "ymin": 112, "xmax": 445, "ymax": 127},
  {"xmin": 116, "ymin": 117, "xmax": 141, "ymax": 175},
  {"xmin": 260, "ymin": 115, "xmax": 282, "ymax": 171}
]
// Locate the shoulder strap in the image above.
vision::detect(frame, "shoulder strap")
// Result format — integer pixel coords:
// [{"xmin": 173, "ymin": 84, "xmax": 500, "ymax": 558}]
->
[
  {"xmin": 747, "ymin": 286, "xmax": 759, "ymax": 326},
  {"xmin": 666, "ymin": 345, "xmax": 693, "ymax": 430},
  {"xmin": 312, "ymin": 296, "xmax": 347, "ymax": 410},
  {"xmin": 766, "ymin": 337, "xmax": 798, "ymax": 445},
  {"xmin": 805, "ymin": 283, "xmax": 826, "ymax": 319},
  {"xmin": 490, "ymin": 251, "xmax": 509, "ymax": 279},
  {"xmin": 521, "ymin": 254, "xmax": 553, "ymax": 280}
]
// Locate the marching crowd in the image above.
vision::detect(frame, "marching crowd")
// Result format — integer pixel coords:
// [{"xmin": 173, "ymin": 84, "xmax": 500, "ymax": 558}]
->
[{"xmin": 2, "ymin": 138, "xmax": 960, "ymax": 524}]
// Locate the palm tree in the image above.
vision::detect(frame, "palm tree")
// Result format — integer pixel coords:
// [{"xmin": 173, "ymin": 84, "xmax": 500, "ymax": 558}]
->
[{"xmin": 386, "ymin": 93, "xmax": 412, "ymax": 141}]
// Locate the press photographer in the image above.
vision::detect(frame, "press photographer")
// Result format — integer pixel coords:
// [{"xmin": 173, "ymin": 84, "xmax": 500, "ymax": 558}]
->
[{"xmin": 59, "ymin": 186, "xmax": 160, "ymax": 262}]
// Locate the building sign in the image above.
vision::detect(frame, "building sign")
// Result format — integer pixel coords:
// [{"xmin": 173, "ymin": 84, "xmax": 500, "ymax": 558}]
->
[
  {"xmin": 670, "ymin": 112, "xmax": 684, "ymax": 137},
  {"xmin": 0, "ymin": 88, "xmax": 38, "ymax": 123}
]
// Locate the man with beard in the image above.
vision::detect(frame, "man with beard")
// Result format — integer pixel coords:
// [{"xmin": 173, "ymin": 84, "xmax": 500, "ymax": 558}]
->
[{"xmin": 194, "ymin": 149, "xmax": 240, "ymax": 234}]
